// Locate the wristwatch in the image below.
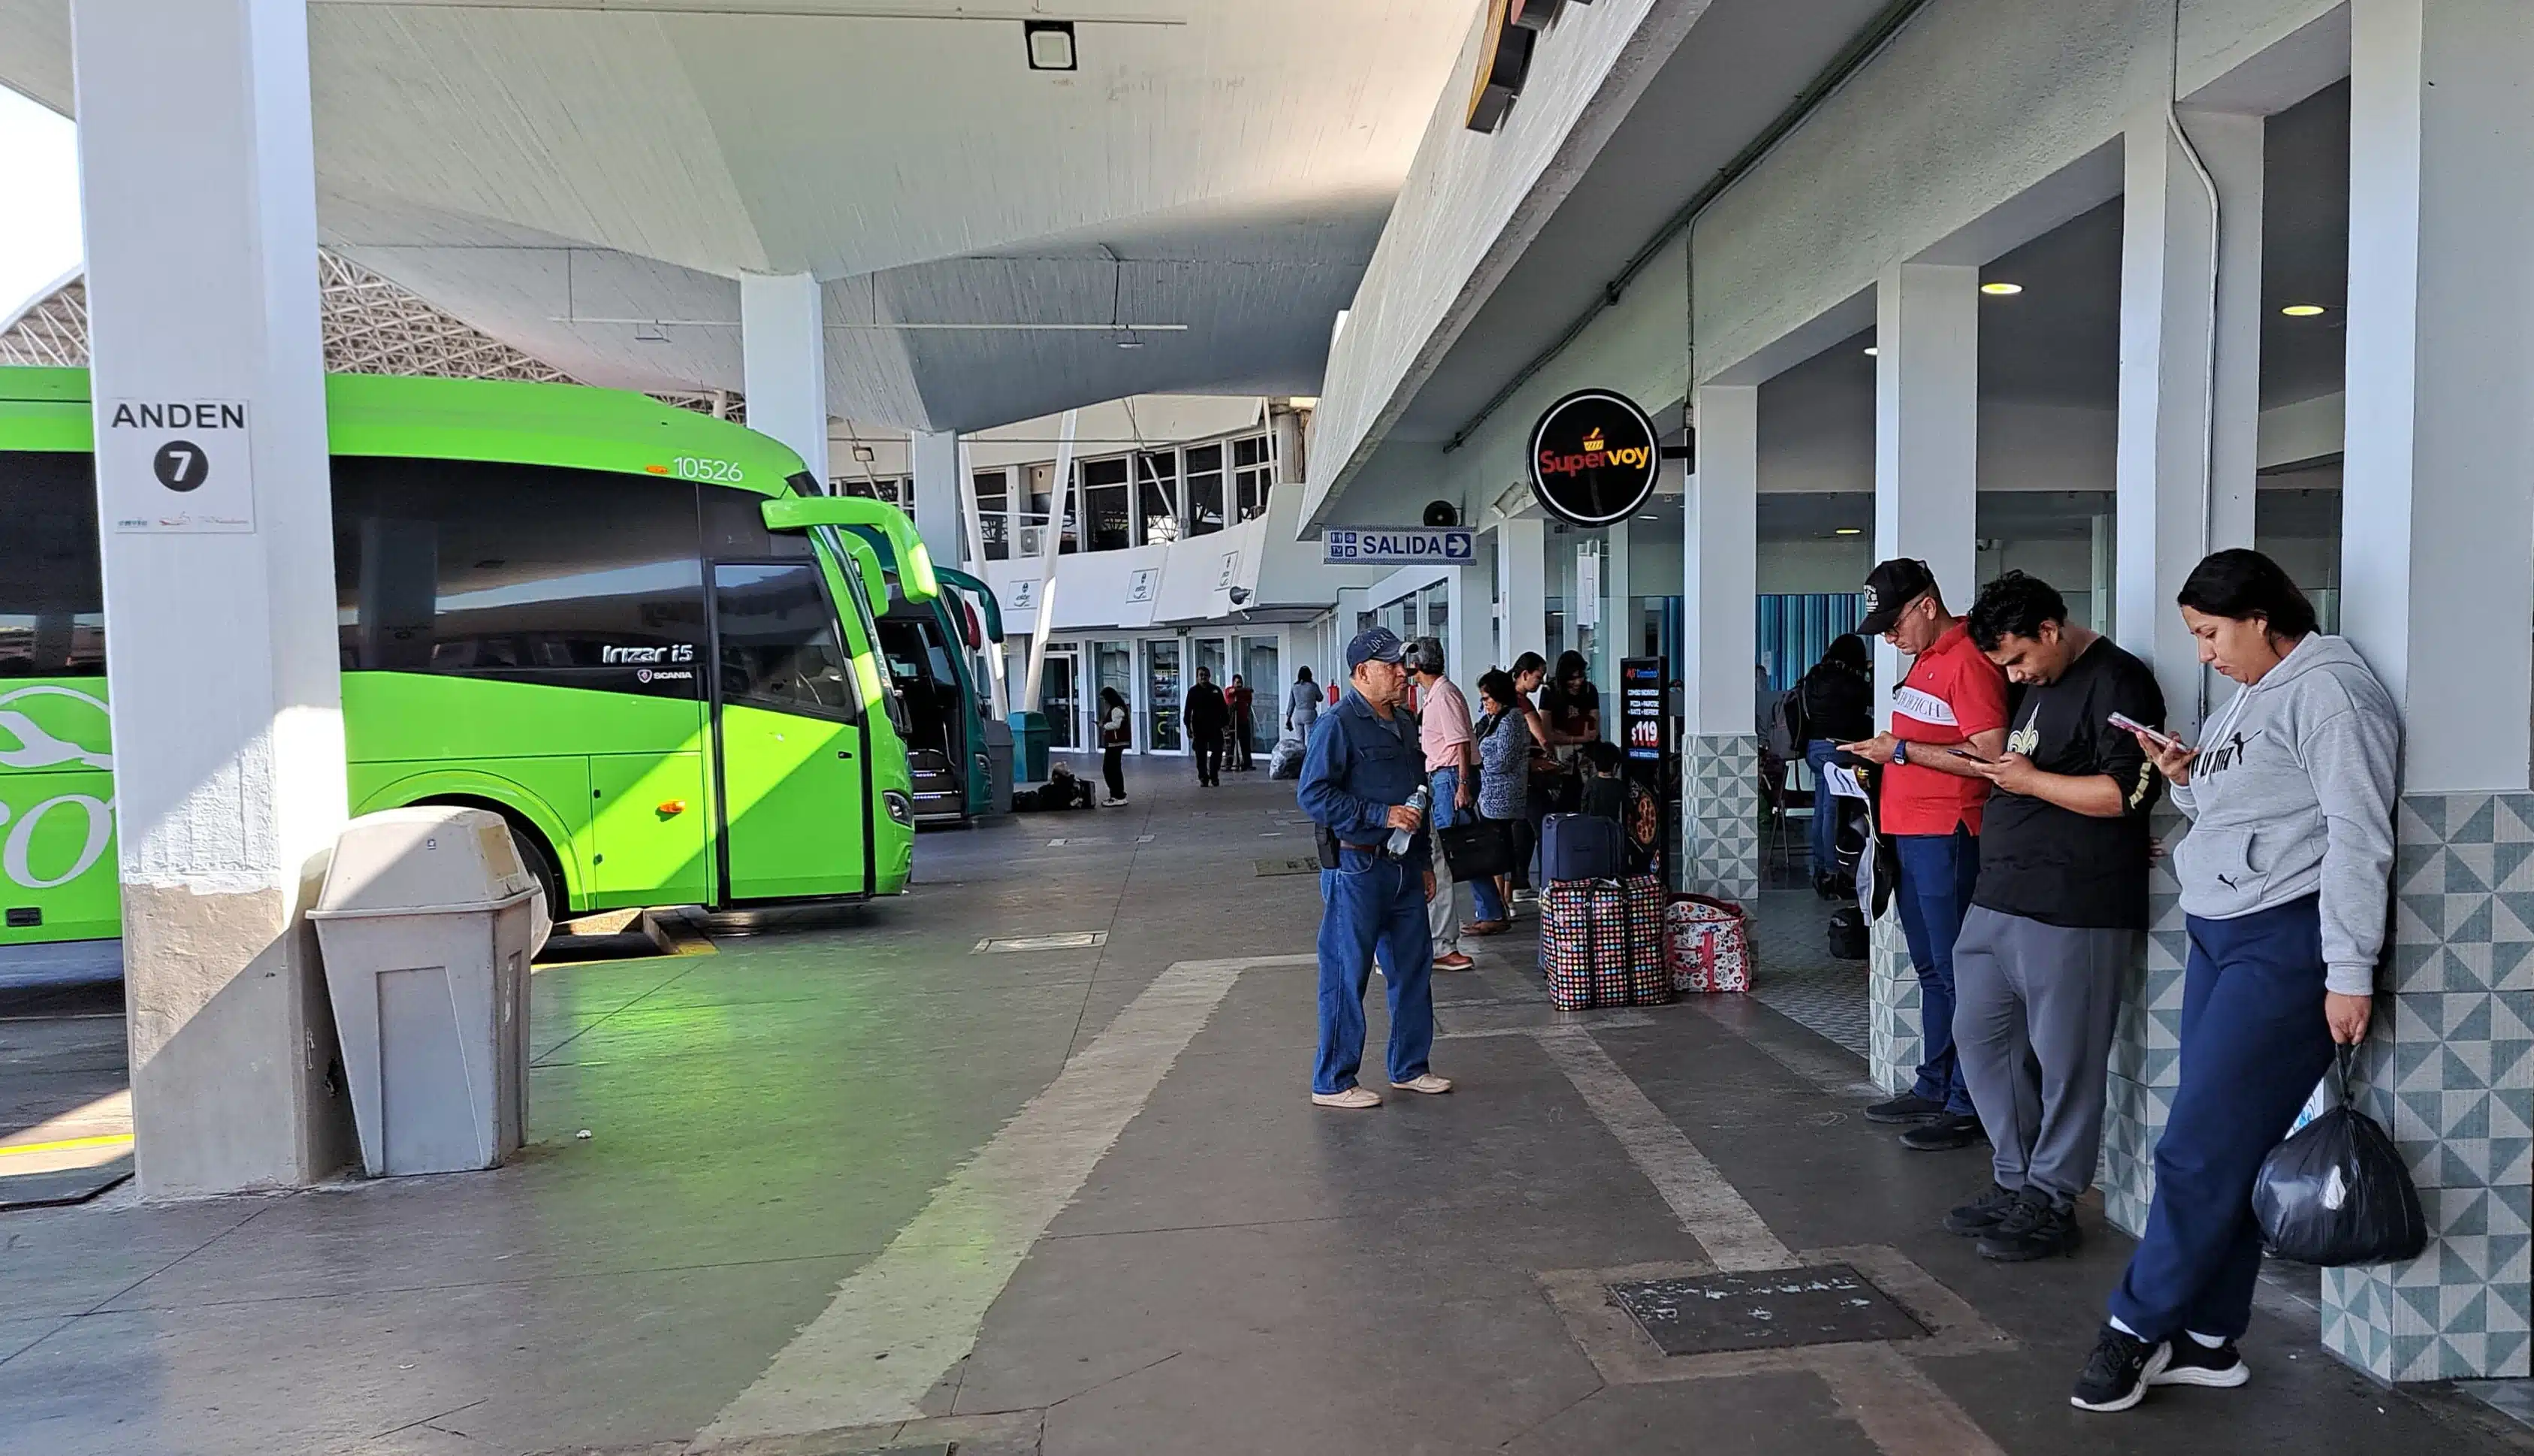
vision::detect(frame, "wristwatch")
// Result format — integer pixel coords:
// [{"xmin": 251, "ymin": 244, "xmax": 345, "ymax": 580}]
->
[{"xmin": 1892, "ymin": 739, "xmax": 1909, "ymax": 767}]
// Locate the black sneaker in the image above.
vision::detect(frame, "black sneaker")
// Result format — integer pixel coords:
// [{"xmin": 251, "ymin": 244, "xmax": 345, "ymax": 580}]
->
[
  {"xmin": 1944, "ymin": 1183, "xmax": 2023, "ymax": 1237},
  {"xmin": 1865, "ymin": 1092, "xmax": 1949, "ymax": 1125},
  {"xmin": 1899, "ymin": 1113, "xmax": 1986, "ymax": 1151},
  {"xmin": 2152, "ymin": 1338, "xmax": 2249, "ymax": 1388},
  {"xmin": 1976, "ymin": 1192, "xmax": 2082, "ymax": 1261},
  {"xmin": 2071, "ymin": 1325, "xmax": 2170, "ymax": 1412}
]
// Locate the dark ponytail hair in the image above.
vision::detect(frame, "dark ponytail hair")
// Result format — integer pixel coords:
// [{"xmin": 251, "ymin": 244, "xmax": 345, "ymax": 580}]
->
[{"xmin": 2176, "ymin": 548, "xmax": 2318, "ymax": 640}]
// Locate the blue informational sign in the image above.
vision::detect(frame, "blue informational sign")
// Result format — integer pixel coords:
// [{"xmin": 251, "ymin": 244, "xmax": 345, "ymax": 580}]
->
[{"xmin": 1321, "ymin": 527, "xmax": 1477, "ymax": 566}]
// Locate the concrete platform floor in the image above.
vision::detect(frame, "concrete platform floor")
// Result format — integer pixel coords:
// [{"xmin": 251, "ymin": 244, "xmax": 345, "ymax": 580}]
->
[{"xmin": 0, "ymin": 757, "xmax": 2527, "ymax": 1455}]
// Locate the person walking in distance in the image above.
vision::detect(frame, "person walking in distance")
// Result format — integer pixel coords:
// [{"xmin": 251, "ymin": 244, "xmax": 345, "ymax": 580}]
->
[
  {"xmin": 1944, "ymin": 572, "xmax": 2166, "ymax": 1262},
  {"xmin": 1185, "ymin": 666, "xmax": 1231, "ymax": 788},
  {"xmin": 1285, "ymin": 665, "xmax": 1323, "ymax": 745},
  {"xmin": 1406, "ymin": 636, "xmax": 1477, "ymax": 972},
  {"xmin": 2072, "ymin": 550, "xmax": 2397, "ymax": 1414},
  {"xmin": 1096, "ymin": 687, "xmax": 1131, "ymax": 806},
  {"xmin": 1838, "ymin": 558, "xmax": 2008, "ymax": 1152},
  {"xmin": 1470, "ymin": 670, "xmax": 1531, "ymax": 931},
  {"xmin": 1297, "ymin": 627, "xmax": 1451, "ymax": 1109},
  {"xmin": 1227, "ymin": 672, "xmax": 1257, "ymax": 772}
]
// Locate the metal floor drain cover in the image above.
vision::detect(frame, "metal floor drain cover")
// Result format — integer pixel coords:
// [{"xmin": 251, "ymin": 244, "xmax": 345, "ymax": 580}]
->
[
  {"xmin": 1608, "ymin": 1263, "xmax": 1928, "ymax": 1357},
  {"xmin": 974, "ymin": 932, "xmax": 1108, "ymax": 953},
  {"xmin": 1255, "ymin": 856, "xmax": 1320, "ymax": 877}
]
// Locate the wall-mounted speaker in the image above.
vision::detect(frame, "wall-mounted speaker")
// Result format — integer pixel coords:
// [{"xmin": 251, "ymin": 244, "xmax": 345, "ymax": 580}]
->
[{"xmin": 1422, "ymin": 500, "xmax": 1459, "ymax": 528}]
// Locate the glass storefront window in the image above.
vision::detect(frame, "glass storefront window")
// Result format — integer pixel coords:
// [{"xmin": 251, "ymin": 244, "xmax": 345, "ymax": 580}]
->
[
  {"xmin": 1143, "ymin": 639, "xmax": 1183, "ymax": 750},
  {"xmin": 1095, "ymin": 639, "xmax": 1134, "ymax": 745},
  {"xmin": 1240, "ymin": 635, "xmax": 1279, "ymax": 751}
]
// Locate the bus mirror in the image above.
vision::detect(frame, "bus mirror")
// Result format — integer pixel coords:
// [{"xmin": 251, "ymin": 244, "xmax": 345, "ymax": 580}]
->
[
  {"xmin": 836, "ymin": 537, "xmax": 890, "ymax": 607},
  {"xmin": 760, "ymin": 495, "xmax": 938, "ymax": 604}
]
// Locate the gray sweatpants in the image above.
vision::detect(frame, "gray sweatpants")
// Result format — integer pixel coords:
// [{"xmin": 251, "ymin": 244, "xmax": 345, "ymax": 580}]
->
[{"xmin": 1951, "ymin": 905, "xmax": 2137, "ymax": 1209}]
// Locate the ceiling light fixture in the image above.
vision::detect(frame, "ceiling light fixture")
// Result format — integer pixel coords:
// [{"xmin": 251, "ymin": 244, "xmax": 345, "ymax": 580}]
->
[
  {"xmin": 1024, "ymin": 20, "xmax": 1077, "ymax": 71},
  {"xmin": 850, "ymin": 445, "xmax": 877, "ymax": 463},
  {"xmin": 2281, "ymin": 303, "xmax": 2327, "ymax": 317},
  {"xmin": 1863, "ymin": 346, "xmax": 1879, "ymax": 356},
  {"xmin": 1980, "ymin": 282, "xmax": 2023, "ymax": 296},
  {"xmin": 1835, "ymin": 527, "xmax": 1862, "ymax": 536},
  {"xmin": 1115, "ymin": 337, "xmax": 1144, "ymax": 350}
]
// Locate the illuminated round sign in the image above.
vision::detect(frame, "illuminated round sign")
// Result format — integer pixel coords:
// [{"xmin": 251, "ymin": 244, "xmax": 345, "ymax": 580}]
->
[{"xmin": 1527, "ymin": 388, "xmax": 1659, "ymax": 528}]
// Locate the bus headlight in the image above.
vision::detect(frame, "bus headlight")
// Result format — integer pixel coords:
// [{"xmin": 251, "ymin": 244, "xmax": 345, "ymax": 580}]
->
[{"xmin": 883, "ymin": 789, "xmax": 915, "ymax": 827}]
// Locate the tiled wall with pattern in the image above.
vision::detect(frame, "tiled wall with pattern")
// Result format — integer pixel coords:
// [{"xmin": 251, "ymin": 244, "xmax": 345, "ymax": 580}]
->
[
  {"xmin": 1868, "ymin": 909, "xmax": 1916, "ymax": 1095},
  {"xmin": 2320, "ymin": 792, "xmax": 2534, "ymax": 1382},
  {"xmin": 2098, "ymin": 807, "xmax": 2188, "ymax": 1239},
  {"xmin": 1681, "ymin": 734, "xmax": 1761, "ymax": 902}
]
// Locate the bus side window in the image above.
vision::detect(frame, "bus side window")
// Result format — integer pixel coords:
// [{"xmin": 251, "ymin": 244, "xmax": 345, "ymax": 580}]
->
[
  {"xmin": 712, "ymin": 563, "xmax": 857, "ymax": 718},
  {"xmin": 0, "ymin": 451, "xmax": 107, "ymax": 678}
]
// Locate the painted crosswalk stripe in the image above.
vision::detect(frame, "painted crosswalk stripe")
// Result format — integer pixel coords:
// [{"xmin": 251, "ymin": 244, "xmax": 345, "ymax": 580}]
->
[{"xmin": 703, "ymin": 953, "xmax": 1312, "ymax": 1441}]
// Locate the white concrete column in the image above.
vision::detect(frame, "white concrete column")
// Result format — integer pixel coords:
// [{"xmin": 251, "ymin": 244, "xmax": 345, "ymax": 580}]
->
[
  {"xmin": 908, "ymin": 428, "xmax": 962, "ymax": 566},
  {"xmin": 1495, "ymin": 517, "xmax": 1546, "ymax": 666},
  {"xmin": 739, "ymin": 272, "xmax": 830, "ymax": 488},
  {"xmin": 1445, "ymin": 562, "xmax": 1489, "ymax": 687},
  {"xmin": 1684, "ymin": 385, "xmax": 1757, "ymax": 736},
  {"xmin": 2341, "ymin": 0, "xmax": 2534, "ymax": 792},
  {"xmin": 1872, "ymin": 262, "xmax": 1980, "ymax": 727},
  {"xmin": 73, "ymin": 0, "xmax": 352, "ymax": 1196},
  {"xmin": 2116, "ymin": 107, "xmax": 2266, "ymax": 737},
  {"xmin": 1598, "ymin": 523, "xmax": 1633, "ymax": 699}
]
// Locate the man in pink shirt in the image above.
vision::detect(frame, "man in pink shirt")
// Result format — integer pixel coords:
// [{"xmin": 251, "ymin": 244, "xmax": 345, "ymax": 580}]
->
[{"xmin": 1409, "ymin": 637, "xmax": 1478, "ymax": 971}]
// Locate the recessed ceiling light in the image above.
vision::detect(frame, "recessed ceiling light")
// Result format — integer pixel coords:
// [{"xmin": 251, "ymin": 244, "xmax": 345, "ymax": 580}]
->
[
  {"xmin": 1024, "ymin": 20, "xmax": 1077, "ymax": 71},
  {"xmin": 2281, "ymin": 303, "xmax": 2327, "ymax": 317},
  {"xmin": 1980, "ymin": 282, "xmax": 2023, "ymax": 296},
  {"xmin": 1863, "ymin": 346, "xmax": 1880, "ymax": 356},
  {"xmin": 1835, "ymin": 527, "xmax": 1863, "ymax": 536}
]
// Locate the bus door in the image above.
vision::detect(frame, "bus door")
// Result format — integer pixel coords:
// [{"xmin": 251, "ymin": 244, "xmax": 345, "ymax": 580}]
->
[{"xmin": 708, "ymin": 562, "xmax": 868, "ymax": 900}]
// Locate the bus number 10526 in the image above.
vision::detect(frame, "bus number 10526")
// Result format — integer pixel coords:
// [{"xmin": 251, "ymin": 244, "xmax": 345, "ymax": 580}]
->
[{"xmin": 672, "ymin": 456, "xmax": 746, "ymax": 483}]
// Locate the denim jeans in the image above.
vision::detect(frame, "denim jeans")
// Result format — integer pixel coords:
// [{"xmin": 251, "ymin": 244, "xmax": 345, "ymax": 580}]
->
[
  {"xmin": 1805, "ymin": 739, "xmax": 1844, "ymax": 878},
  {"xmin": 1313, "ymin": 849, "xmax": 1436, "ymax": 1094},
  {"xmin": 1893, "ymin": 826, "xmax": 1980, "ymax": 1116},
  {"xmin": 1427, "ymin": 766, "xmax": 1465, "ymax": 954}
]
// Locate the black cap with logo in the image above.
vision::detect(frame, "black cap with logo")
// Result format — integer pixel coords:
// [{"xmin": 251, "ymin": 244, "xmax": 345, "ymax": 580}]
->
[{"xmin": 1856, "ymin": 558, "xmax": 1937, "ymax": 636}]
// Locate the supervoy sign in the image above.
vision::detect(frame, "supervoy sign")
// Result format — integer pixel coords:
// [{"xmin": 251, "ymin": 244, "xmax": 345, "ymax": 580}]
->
[{"xmin": 1322, "ymin": 529, "xmax": 1475, "ymax": 567}]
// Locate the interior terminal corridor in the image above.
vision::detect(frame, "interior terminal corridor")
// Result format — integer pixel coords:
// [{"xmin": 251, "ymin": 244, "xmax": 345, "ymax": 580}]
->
[{"xmin": 0, "ymin": 763, "xmax": 2514, "ymax": 1456}]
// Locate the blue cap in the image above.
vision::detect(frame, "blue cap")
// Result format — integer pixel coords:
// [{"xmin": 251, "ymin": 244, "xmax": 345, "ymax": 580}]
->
[{"xmin": 1346, "ymin": 626, "xmax": 1406, "ymax": 669}]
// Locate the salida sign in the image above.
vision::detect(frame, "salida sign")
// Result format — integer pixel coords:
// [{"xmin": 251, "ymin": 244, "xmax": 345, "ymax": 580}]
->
[{"xmin": 1528, "ymin": 388, "xmax": 1659, "ymax": 529}]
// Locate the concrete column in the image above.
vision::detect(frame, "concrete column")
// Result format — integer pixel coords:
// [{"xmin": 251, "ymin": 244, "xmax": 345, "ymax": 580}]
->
[
  {"xmin": 1681, "ymin": 385, "xmax": 1759, "ymax": 899},
  {"xmin": 739, "ymin": 272, "xmax": 830, "ymax": 488},
  {"xmin": 1872, "ymin": 263, "xmax": 1980, "ymax": 729},
  {"xmin": 908, "ymin": 428, "xmax": 961, "ymax": 567},
  {"xmin": 1684, "ymin": 387, "xmax": 1757, "ymax": 738},
  {"xmin": 73, "ymin": 0, "xmax": 352, "ymax": 1195},
  {"xmin": 1445, "ymin": 563, "xmax": 1489, "ymax": 689},
  {"xmin": 2341, "ymin": 0, "xmax": 2534, "ymax": 793},
  {"xmin": 2116, "ymin": 107, "xmax": 2265, "ymax": 738},
  {"xmin": 1495, "ymin": 518, "xmax": 1546, "ymax": 663},
  {"xmin": 2322, "ymin": 0, "xmax": 2534, "ymax": 1385},
  {"xmin": 1601, "ymin": 521, "xmax": 1632, "ymax": 696}
]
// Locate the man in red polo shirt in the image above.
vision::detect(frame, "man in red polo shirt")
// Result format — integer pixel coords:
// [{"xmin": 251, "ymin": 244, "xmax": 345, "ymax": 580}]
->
[{"xmin": 1838, "ymin": 558, "xmax": 2009, "ymax": 1151}]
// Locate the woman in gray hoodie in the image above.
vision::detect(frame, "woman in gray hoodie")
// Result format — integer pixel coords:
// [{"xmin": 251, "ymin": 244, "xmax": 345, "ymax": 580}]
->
[{"xmin": 2073, "ymin": 549, "xmax": 2400, "ymax": 1413}]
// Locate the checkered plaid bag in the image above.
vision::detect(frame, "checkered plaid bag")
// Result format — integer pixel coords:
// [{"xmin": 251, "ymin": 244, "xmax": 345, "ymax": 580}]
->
[
  {"xmin": 1620, "ymin": 875, "xmax": 1672, "ymax": 1005},
  {"xmin": 1541, "ymin": 878, "xmax": 1629, "ymax": 1010}
]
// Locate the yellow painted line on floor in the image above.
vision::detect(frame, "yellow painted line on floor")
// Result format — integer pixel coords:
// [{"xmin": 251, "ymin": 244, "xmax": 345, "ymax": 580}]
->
[{"xmin": 0, "ymin": 1134, "xmax": 134, "ymax": 1158}]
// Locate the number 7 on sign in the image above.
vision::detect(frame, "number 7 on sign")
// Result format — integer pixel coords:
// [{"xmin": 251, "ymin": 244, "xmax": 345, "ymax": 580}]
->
[{"xmin": 151, "ymin": 440, "xmax": 207, "ymax": 492}]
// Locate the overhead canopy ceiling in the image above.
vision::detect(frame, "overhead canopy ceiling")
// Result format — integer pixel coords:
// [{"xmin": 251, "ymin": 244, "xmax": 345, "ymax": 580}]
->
[{"xmin": 0, "ymin": 0, "xmax": 1473, "ymax": 432}]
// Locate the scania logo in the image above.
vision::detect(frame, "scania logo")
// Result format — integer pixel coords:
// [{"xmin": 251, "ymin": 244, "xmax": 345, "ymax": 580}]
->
[{"xmin": 1527, "ymin": 388, "xmax": 1661, "ymax": 528}]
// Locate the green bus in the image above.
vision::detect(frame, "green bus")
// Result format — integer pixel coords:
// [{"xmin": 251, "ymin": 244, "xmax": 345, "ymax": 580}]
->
[{"xmin": 0, "ymin": 367, "xmax": 921, "ymax": 945}]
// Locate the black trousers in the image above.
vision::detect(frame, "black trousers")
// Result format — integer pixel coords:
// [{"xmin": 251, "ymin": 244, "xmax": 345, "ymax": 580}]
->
[
  {"xmin": 1195, "ymin": 734, "xmax": 1225, "ymax": 784},
  {"xmin": 1102, "ymin": 745, "xmax": 1125, "ymax": 799},
  {"xmin": 1232, "ymin": 720, "xmax": 1255, "ymax": 769}
]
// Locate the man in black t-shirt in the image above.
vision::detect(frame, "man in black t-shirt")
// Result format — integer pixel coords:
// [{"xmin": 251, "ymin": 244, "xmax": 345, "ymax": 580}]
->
[{"xmin": 1943, "ymin": 572, "xmax": 2166, "ymax": 1262}]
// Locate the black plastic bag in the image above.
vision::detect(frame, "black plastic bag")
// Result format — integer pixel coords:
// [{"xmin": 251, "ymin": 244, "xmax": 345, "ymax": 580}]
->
[{"xmin": 2252, "ymin": 1051, "xmax": 2428, "ymax": 1267}]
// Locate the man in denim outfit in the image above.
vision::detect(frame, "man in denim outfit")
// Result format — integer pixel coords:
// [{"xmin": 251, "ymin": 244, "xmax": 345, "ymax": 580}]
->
[{"xmin": 1297, "ymin": 627, "xmax": 1454, "ymax": 1108}]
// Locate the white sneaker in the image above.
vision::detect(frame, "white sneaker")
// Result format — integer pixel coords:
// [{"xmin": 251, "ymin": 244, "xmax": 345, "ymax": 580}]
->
[
  {"xmin": 1312, "ymin": 1086, "xmax": 1382, "ymax": 1110},
  {"xmin": 1391, "ymin": 1073, "xmax": 1454, "ymax": 1095}
]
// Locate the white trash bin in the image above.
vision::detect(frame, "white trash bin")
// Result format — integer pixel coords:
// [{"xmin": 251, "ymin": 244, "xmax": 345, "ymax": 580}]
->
[{"xmin": 309, "ymin": 806, "xmax": 549, "ymax": 1177}]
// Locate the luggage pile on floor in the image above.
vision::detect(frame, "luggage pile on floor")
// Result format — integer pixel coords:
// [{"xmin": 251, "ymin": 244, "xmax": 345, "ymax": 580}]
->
[{"xmin": 1536, "ymin": 814, "xmax": 1673, "ymax": 1010}]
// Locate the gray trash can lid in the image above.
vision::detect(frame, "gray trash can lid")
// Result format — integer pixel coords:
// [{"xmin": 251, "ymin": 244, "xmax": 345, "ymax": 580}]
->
[{"xmin": 311, "ymin": 806, "xmax": 540, "ymax": 920}]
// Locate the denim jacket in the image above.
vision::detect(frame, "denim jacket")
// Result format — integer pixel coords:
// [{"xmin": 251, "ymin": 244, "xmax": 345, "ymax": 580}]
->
[{"xmin": 1297, "ymin": 689, "xmax": 1430, "ymax": 872}]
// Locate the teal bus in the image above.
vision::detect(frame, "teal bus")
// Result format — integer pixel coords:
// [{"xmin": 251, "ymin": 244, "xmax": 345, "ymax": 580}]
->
[
  {"xmin": 851, "ymin": 525, "xmax": 1002, "ymax": 823},
  {"xmin": 0, "ymin": 367, "xmax": 925, "ymax": 944}
]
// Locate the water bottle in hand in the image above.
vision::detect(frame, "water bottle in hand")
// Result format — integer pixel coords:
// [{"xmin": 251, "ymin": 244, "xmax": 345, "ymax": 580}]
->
[{"xmin": 1388, "ymin": 784, "xmax": 1431, "ymax": 857}]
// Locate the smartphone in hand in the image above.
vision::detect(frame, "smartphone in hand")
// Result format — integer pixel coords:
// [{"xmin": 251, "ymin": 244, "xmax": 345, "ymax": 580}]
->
[{"xmin": 2108, "ymin": 711, "xmax": 2183, "ymax": 752}]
